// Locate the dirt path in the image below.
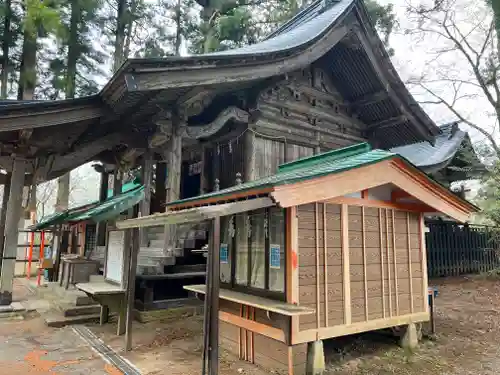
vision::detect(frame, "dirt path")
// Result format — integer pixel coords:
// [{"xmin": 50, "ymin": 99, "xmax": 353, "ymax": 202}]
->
[
  {"xmin": 87, "ymin": 276, "xmax": 500, "ymax": 375},
  {"xmin": 0, "ymin": 316, "xmax": 121, "ymax": 374}
]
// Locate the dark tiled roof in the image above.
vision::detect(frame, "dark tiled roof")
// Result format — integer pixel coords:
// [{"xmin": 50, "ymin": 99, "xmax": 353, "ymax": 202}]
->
[{"xmin": 390, "ymin": 123, "xmax": 468, "ymax": 172}]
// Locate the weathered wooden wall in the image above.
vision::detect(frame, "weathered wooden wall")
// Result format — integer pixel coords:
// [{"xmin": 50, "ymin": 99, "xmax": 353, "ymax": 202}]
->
[
  {"xmin": 253, "ymin": 69, "xmax": 366, "ymax": 152},
  {"xmin": 254, "ymin": 137, "xmax": 314, "ymax": 179},
  {"xmin": 296, "ymin": 203, "xmax": 426, "ymax": 335},
  {"xmin": 218, "ymin": 299, "xmax": 308, "ymax": 374}
]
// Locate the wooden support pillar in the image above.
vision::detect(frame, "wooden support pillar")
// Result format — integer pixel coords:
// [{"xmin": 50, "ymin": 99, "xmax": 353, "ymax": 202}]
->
[
  {"xmin": 140, "ymin": 151, "xmax": 153, "ymax": 247},
  {"xmin": 0, "ymin": 159, "xmax": 25, "ymax": 305},
  {"xmin": 203, "ymin": 216, "xmax": 221, "ymax": 375},
  {"xmin": 96, "ymin": 171, "xmax": 109, "ymax": 246},
  {"xmin": 244, "ymin": 129, "xmax": 256, "ymax": 182},
  {"xmin": 163, "ymin": 113, "xmax": 183, "ymax": 257},
  {"xmin": 0, "ymin": 173, "xmax": 12, "ymax": 260},
  {"xmin": 113, "ymin": 171, "xmax": 122, "ymax": 196},
  {"xmin": 155, "ymin": 159, "xmax": 167, "ymax": 213},
  {"xmin": 125, "ymin": 227, "xmax": 140, "ymax": 351}
]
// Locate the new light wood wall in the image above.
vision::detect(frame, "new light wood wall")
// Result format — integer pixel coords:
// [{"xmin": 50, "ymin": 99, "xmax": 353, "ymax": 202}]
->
[{"xmin": 296, "ymin": 203, "xmax": 427, "ymax": 335}]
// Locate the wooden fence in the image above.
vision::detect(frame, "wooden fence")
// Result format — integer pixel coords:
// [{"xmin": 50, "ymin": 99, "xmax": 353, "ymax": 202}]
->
[{"xmin": 425, "ymin": 219, "xmax": 500, "ymax": 277}]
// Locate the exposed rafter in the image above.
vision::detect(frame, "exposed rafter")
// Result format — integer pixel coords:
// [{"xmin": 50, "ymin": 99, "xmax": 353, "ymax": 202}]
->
[
  {"xmin": 350, "ymin": 90, "xmax": 388, "ymax": 108},
  {"xmin": 367, "ymin": 115, "xmax": 407, "ymax": 130}
]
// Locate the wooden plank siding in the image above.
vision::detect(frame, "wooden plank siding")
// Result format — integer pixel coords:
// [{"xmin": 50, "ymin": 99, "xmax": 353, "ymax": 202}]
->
[{"xmin": 296, "ymin": 202, "xmax": 427, "ymax": 336}]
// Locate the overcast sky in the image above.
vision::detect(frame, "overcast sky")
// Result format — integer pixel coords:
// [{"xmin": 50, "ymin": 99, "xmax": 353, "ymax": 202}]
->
[{"xmin": 378, "ymin": 0, "xmax": 494, "ymax": 146}]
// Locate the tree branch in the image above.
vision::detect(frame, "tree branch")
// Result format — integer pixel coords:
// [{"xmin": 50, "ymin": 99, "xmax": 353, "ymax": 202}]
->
[{"xmin": 418, "ymin": 82, "xmax": 500, "ymax": 156}]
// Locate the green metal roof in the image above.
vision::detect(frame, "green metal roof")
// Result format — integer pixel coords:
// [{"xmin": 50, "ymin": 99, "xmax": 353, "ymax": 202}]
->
[
  {"xmin": 31, "ymin": 185, "xmax": 145, "ymax": 230},
  {"xmin": 168, "ymin": 143, "xmax": 395, "ymax": 206},
  {"xmin": 107, "ymin": 178, "xmax": 141, "ymax": 198},
  {"xmin": 70, "ymin": 185, "xmax": 145, "ymax": 223}
]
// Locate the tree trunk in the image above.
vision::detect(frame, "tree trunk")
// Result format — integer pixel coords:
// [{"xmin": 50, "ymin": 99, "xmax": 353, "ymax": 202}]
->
[
  {"xmin": 1, "ymin": 0, "xmax": 12, "ymax": 99},
  {"xmin": 18, "ymin": 29, "xmax": 36, "ymax": 100},
  {"xmin": 55, "ymin": 0, "xmax": 81, "ymax": 213},
  {"xmin": 113, "ymin": 0, "xmax": 128, "ymax": 72},
  {"xmin": 123, "ymin": 0, "xmax": 137, "ymax": 59},
  {"xmin": 174, "ymin": 0, "xmax": 182, "ymax": 55}
]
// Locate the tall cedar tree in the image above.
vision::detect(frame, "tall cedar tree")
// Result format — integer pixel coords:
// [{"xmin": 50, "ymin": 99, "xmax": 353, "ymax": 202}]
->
[{"xmin": 53, "ymin": 0, "xmax": 104, "ymax": 211}]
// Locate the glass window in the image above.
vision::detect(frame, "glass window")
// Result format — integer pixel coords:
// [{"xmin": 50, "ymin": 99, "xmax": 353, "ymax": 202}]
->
[
  {"xmin": 269, "ymin": 208, "xmax": 285, "ymax": 292},
  {"xmin": 235, "ymin": 214, "xmax": 248, "ymax": 285},
  {"xmin": 249, "ymin": 210, "xmax": 266, "ymax": 289},
  {"xmin": 219, "ymin": 216, "xmax": 233, "ymax": 284},
  {"xmin": 220, "ymin": 207, "xmax": 286, "ymax": 298}
]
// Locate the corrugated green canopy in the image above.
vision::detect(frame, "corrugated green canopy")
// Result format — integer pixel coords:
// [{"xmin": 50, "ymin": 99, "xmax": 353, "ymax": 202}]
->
[
  {"xmin": 72, "ymin": 185, "xmax": 145, "ymax": 222},
  {"xmin": 31, "ymin": 185, "xmax": 145, "ymax": 230},
  {"xmin": 167, "ymin": 143, "xmax": 393, "ymax": 207}
]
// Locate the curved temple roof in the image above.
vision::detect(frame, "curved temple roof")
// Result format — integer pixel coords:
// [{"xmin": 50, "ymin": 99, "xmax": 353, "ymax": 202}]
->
[{"xmin": 0, "ymin": 0, "xmax": 441, "ymax": 179}]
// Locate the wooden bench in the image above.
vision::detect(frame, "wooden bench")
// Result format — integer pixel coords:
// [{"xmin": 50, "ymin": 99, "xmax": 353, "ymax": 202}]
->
[
  {"xmin": 76, "ymin": 281, "xmax": 127, "ymax": 335},
  {"xmin": 184, "ymin": 284, "xmax": 315, "ymax": 317}
]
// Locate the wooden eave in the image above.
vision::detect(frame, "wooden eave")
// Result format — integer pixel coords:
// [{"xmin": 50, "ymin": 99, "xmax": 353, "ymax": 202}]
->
[{"xmin": 270, "ymin": 159, "xmax": 477, "ymax": 222}]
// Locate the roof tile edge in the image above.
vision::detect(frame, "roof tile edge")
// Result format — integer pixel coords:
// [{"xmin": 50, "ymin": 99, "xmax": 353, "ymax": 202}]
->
[{"xmin": 278, "ymin": 142, "xmax": 372, "ymax": 173}]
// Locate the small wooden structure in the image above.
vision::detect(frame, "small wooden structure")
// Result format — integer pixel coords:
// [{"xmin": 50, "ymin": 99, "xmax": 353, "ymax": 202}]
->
[{"xmin": 117, "ymin": 143, "xmax": 477, "ymax": 375}]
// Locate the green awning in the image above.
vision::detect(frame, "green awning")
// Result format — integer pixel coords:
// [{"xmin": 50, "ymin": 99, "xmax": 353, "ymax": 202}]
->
[
  {"xmin": 107, "ymin": 178, "xmax": 142, "ymax": 198},
  {"xmin": 31, "ymin": 185, "xmax": 145, "ymax": 230},
  {"xmin": 71, "ymin": 185, "xmax": 145, "ymax": 223},
  {"xmin": 31, "ymin": 203, "xmax": 97, "ymax": 231}
]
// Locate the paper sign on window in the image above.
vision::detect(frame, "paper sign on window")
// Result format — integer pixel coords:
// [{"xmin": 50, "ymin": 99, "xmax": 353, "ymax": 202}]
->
[
  {"xmin": 270, "ymin": 244, "xmax": 281, "ymax": 269},
  {"xmin": 220, "ymin": 243, "xmax": 229, "ymax": 264}
]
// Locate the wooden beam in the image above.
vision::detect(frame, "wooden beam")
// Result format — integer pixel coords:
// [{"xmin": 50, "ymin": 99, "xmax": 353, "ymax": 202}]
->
[
  {"xmin": 341, "ymin": 204, "xmax": 351, "ymax": 325},
  {"xmin": 128, "ymin": 25, "xmax": 349, "ymax": 91},
  {"xmin": 406, "ymin": 212, "xmax": 414, "ymax": 313},
  {"xmin": 125, "ymin": 227, "xmax": 140, "ymax": 351},
  {"xmin": 295, "ymin": 312, "xmax": 430, "ymax": 344},
  {"xmin": 353, "ymin": 29, "xmax": 432, "ymax": 141},
  {"xmin": 419, "ymin": 213, "xmax": 429, "ymax": 314},
  {"xmin": 0, "ymin": 105, "xmax": 103, "ymax": 132},
  {"xmin": 315, "ymin": 203, "xmax": 320, "ymax": 329},
  {"xmin": 163, "ymin": 112, "xmax": 183, "ymax": 256},
  {"xmin": 367, "ymin": 115, "xmax": 407, "ymax": 131},
  {"xmin": 0, "ymin": 173, "xmax": 11, "ymax": 256},
  {"xmin": 362, "ymin": 206, "xmax": 368, "ymax": 320},
  {"xmin": 351, "ymin": 90, "xmax": 388, "ymax": 108},
  {"xmin": 116, "ymin": 198, "xmax": 275, "ymax": 229},
  {"xmin": 0, "ymin": 158, "xmax": 25, "ymax": 305},
  {"xmin": 379, "ymin": 208, "xmax": 386, "ymax": 318},
  {"xmin": 140, "ymin": 150, "xmax": 153, "ymax": 247},
  {"xmin": 219, "ymin": 311, "xmax": 286, "ymax": 343},
  {"xmin": 323, "ymin": 203, "xmax": 329, "ymax": 327}
]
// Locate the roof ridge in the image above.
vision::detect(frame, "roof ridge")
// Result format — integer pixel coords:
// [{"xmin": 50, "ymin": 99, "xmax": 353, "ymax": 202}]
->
[
  {"xmin": 265, "ymin": 0, "xmax": 342, "ymax": 40},
  {"xmin": 278, "ymin": 142, "xmax": 372, "ymax": 173}
]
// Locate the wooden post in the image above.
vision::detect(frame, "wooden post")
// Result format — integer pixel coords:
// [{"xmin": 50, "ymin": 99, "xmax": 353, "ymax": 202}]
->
[
  {"xmin": 163, "ymin": 113, "xmax": 183, "ymax": 257},
  {"xmin": 207, "ymin": 216, "xmax": 220, "ymax": 375},
  {"xmin": 200, "ymin": 145, "xmax": 207, "ymax": 195},
  {"xmin": 140, "ymin": 151, "xmax": 153, "ymax": 247},
  {"xmin": 0, "ymin": 158, "xmax": 25, "ymax": 305},
  {"xmin": 96, "ymin": 171, "xmax": 108, "ymax": 246},
  {"xmin": 341, "ymin": 204, "xmax": 351, "ymax": 325},
  {"xmin": 244, "ymin": 129, "xmax": 256, "ymax": 182},
  {"xmin": 125, "ymin": 227, "xmax": 140, "ymax": 351},
  {"xmin": 113, "ymin": 171, "xmax": 122, "ymax": 196},
  {"xmin": 155, "ymin": 160, "xmax": 167, "ymax": 212},
  {"xmin": 0, "ymin": 173, "xmax": 11, "ymax": 258}
]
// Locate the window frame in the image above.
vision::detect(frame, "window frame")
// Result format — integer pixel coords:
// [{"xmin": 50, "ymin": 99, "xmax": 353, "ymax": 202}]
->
[{"xmin": 220, "ymin": 207, "xmax": 287, "ymax": 301}]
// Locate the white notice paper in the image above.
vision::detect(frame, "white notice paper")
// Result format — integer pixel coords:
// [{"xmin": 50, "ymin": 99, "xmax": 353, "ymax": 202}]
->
[{"xmin": 105, "ymin": 230, "xmax": 125, "ymax": 286}]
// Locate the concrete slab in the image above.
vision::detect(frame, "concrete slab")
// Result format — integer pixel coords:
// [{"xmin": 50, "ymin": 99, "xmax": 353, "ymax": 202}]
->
[{"xmin": 0, "ymin": 302, "xmax": 25, "ymax": 313}]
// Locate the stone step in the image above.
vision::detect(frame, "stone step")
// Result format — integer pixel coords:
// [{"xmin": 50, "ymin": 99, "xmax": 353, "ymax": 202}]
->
[
  {"xmin": 89, "ymin": 274, "xmax": 105, "ymax": 283},
  {"xmin": 44, "ymin": 311, "xmax": 100, "ymax": 328},
  {"xmin": 148, "ymin": 239, "xmax": 164, "ymax": 248},
  {"xmin": 63, "ymin": 305, "xmax": 101, "ymax": 317}
]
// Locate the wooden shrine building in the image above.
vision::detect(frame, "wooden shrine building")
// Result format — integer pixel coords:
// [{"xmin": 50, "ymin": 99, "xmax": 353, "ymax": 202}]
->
[
  {"xmin": 117, "ymin": 143, "xmax": 477, "ymax": 374},
  {"xmin": 0, "ymin": 0, "xmax": 479, "ymax": 308}
]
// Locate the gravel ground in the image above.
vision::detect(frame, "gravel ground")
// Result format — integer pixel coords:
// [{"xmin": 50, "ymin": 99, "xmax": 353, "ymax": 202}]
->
[{"xmin": 88, "ymin": 276, "xmax": 500, "ymax": 375}]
